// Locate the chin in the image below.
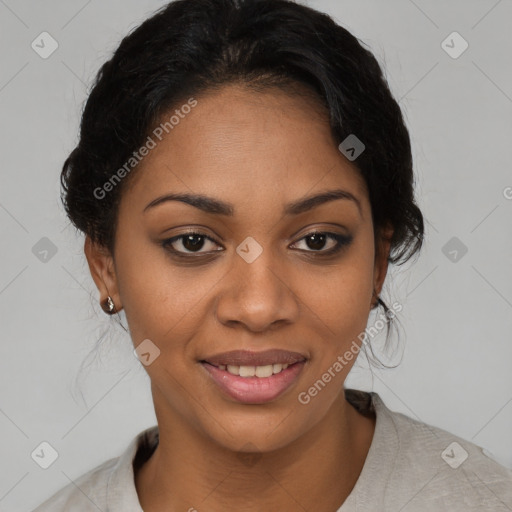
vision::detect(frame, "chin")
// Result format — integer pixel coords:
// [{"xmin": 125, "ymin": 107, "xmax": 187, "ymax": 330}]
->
[{"xmin": 197, "ymin": 405, "xmax": 314, "ymax": 455}]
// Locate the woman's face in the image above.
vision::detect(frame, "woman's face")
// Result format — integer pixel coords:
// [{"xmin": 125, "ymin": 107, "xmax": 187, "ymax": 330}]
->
[{"xmin": 86, "ymin": 83, "xmax": 390, "ymax": 453}]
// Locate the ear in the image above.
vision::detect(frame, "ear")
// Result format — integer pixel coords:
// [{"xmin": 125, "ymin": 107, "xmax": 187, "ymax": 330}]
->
[
  {"xmin": 372, "ymin": 222, "xmax": 394, "ymax": 305},
  {"xmin": 84, "ymin": 235, "xmax": 122, "ymax": 312}
]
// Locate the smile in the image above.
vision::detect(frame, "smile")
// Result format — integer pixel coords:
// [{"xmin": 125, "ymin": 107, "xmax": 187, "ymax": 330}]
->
[
  {"xmin": 217, "ymin": 363, "xmax": 290, "ymax": 377},
  {"xmin": 201, "ymin": 360, "xmax": 306, "ymax": 404}
]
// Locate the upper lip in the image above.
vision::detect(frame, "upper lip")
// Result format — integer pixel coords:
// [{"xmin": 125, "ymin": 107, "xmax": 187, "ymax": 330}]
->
[{"xmin": 202, "ymin": 349, "xmax": 307, "ymax": 367}]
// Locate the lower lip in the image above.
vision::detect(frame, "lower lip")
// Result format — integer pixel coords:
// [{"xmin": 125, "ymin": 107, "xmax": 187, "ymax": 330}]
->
[{"xmin": 201, "ymin": 361, "xmax": 306, "ymax": 404}]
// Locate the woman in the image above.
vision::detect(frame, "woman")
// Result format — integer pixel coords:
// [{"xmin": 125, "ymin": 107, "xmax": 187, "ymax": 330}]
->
[{"xmin": 33, "ymin": 0, "xmax": 512, "ymax": 510}]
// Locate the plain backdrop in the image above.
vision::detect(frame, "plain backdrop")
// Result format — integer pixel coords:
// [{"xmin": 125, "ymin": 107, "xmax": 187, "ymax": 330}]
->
[{"xmin": 1, "ymin": 0, "xmax": 511, "ymax": 510}]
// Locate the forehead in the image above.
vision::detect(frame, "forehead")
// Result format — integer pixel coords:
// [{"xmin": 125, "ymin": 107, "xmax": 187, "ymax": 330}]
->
[{"xmin": 121, "ymin": 83, "xmax": 369, "ymax": 212}]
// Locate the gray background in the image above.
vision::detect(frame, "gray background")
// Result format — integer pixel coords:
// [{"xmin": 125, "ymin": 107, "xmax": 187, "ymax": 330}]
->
[{"xmin": 1, "ymin": 0, "xmax": 511, "ymax": 510}]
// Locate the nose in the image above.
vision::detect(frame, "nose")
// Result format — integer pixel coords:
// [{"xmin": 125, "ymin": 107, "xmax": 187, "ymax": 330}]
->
[{"xmin": 214, "ymin": 246, "xmax": 300, "ymax": 333}]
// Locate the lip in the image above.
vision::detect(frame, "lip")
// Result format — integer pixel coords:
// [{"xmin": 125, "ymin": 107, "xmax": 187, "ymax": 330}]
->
[
  {"xmin": 201, "ymin": 360, "xmax": 306, "ymax": 404},
  {"xmin": 202, "ymin": 349, "xmax": 307, "ymax": 367}
]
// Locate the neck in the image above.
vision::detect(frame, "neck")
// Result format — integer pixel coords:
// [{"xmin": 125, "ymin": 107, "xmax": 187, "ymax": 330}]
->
[{"xmin": 135, "ymin": 392, "xmax": 375, "ymax": 512}]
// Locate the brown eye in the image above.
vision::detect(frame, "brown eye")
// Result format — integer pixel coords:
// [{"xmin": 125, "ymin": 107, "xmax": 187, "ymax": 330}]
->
[
  {"xmin": 291, "ymin": 231, "xmax": 353, "ymax": 255},
  {"xmin": 181, "ymin": 234, "xmax": 206, "ymax": 252},
  {"xmin": 162, "ymin": 232, "xmax": 223, "ymax": 255},
  {"xmin": 304, "ymin": 233, "xmax": 329, "ymax": 251}
]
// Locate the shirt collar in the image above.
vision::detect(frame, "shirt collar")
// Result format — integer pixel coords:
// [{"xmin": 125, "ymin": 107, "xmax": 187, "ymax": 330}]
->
[
  {"xmin": 104, "ymin": 390, "xmax": 393, "ymax": 511},
  {"xmin": 338, "ymin": 391, "xmax": 400, "ymax": 511},
  {"xmin": 106, "ymin": 424, "xmax": 159, "ymax": 511}
]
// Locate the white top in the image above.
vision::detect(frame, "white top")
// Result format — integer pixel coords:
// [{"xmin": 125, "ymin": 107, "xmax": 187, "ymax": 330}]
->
[{"xmin": 32, "ymin": 390, "xmax": 512, "ymax": 511}]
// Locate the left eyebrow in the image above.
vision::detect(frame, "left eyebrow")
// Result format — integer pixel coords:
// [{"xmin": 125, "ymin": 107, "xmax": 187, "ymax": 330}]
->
[
  {"xmin": 283, "ymin": 189, "xmax": 362, "ymax": 218},
  {"xmin": 143, "ymin": 188, "xmax": 362, "ymax": 218}
]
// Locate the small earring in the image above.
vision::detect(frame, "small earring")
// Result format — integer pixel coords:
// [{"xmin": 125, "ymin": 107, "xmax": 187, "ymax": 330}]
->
[{"xmin": 102, "ymin": 296, "xmax": 116, "ymax": 315}]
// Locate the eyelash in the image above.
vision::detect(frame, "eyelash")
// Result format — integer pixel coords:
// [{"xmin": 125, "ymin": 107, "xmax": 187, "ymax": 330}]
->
[{"xmin": 160, "ymin": 230, "xmax": 353, "ymax": 259}]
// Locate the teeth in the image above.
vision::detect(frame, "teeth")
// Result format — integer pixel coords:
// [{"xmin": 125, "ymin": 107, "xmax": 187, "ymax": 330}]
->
[
  {"xmin": 227, "ymin": 365, "xmax": 239, "ymax": 375},
  {"xmin": 255, "ymin": 365, "xmax": 273, "ymax": 377},
  {"xmin": 224, "ymin": 363, "xmax": 290, "ymax": 377},
  {"xmin": 239, "ymin": 365, "xmax": 255, "ymax": 377}
]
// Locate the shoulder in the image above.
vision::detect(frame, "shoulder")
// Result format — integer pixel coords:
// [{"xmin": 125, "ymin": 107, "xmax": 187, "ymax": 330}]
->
[
  {"xmin": 31, "ymin": 425, "xmax": 158, "ymax": 512},
  {"xmin": 31, "ymin": 456, "xmax": 117, "ymax": 511},
  {"xmin": 370, "ymin": 391, "xmax": 512, "ymax": 511}
]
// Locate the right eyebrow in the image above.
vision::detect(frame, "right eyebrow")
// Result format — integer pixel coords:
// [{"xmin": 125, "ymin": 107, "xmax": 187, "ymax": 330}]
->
[{"xmin": 143, "ymin": 192, "xmax": 234, "ymax": 215}]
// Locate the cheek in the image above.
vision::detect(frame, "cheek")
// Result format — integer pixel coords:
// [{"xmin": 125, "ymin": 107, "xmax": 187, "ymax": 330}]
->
[
  {"xmin": 115, "ymin": 246, "xmax": 216, "ymax": 345},
  {"xmin": 309, "ymin": 251, "xmax": 374, "ymax": 335}
]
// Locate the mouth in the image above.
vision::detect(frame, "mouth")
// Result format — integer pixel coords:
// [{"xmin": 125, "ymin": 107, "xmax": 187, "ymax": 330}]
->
[
  {"xmin": 201, "ymin": 349, "xmax": 307, "ymax": 368},
  {"xmin": 200, "ymin": 349, "xmax": 307, "ymax": 404}
]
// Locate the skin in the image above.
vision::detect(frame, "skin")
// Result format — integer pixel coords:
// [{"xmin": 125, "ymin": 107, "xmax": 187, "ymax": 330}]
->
[{"xmin": 85, "ymin": 83, "xmax": 393, "ymax": 511}]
